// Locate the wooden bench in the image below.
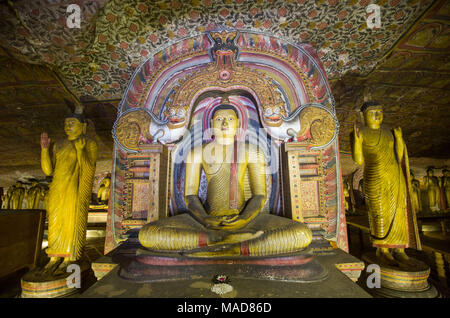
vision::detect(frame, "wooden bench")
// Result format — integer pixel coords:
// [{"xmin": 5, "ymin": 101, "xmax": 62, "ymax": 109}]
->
[{"xmin": 0, "ymin": 210, "xmax": 45, "ymax": 279}]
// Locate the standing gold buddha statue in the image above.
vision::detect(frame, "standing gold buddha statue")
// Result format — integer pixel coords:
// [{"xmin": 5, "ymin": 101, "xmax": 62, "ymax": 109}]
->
[
  {"xmin": 9, "ymin": 181, "xmax": 25, "ymax": 209},
  {"xmin": 351, "ymin": 102, "xmax": 420, "ymax": 266},
  {"xmin": 410, "ymin": 171, "xmax": 422, "ymax": 214},
  {"xmin": 139, "ymin": 105, "xmax": 312, "ymax": 257},
  {"xmin": 26, "ymin": 181, "xmax": 43, "ymax": 209},
  {"xmin": 40, "ymin": 113, "xmax": 98, "ymax": 275},
  {"xmin": 442, "ymin": 169, "xmax": 450, "ymax": 210},
  {"xmin": 423, "ymin": 167, "xmax": 440, "ymax": 212}
]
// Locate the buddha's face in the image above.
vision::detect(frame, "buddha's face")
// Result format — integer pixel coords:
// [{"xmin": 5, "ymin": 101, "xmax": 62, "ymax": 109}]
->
[
  {"xmin": 427, "ymin": 170, "xmax": 433, "ymax": 177},
  {"xmin": 364, "ymin": 106, "xmax": 383, "ymax": 129},
  {"xmin": 103, "ymin": 178, "xmax": 110, "ymax": 187},
  {"xmin": 65, "ymin": 118, "xmax": 84, "ymax": 140},
  {"xmin": 211, "ymin": 109, "xmax": 239, "ymax": 144}
]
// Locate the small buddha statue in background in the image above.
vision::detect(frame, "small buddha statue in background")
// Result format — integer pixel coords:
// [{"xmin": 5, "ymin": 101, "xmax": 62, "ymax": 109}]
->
[
  {"xmin": 9, "ymin": 181, "xmax": 25, "ymax": 209},
  {"xmin": 410, "ymin": 170, "xmax": 422, "ymax": 214},
  {"xmin": 423, "ymin": 167, "xmax": 440, "ymax": 212},
  {"xmin": 139, "ymin": 105, "xmax": 312, "ymax": 257},
  {"xmin": 343, "ymin": 180, "xmax": 350, "ymax": 212},
  {"xmin": 351, "ymin": 101, "xmax": 420, "ymax": 266},
  {"xmin": 0, "ymin": 187, "xmax": 4, "ymax": 209},
  {"xmin": 26, "ymin": 181, "xmax": 43, "ymax": 209},
  {"xmin": 5, "ymin": 185, "xmax": 14, "ymax": 209},
  {"xmin": 97, "ymin": 176, "xmax": 111, "ymax": 205},
  {"xmin": 441, "ymin": 169, "xmax": 450, "ymax": 211},
  {"xmin": 40, "ymin": 113, "xmax": 98, "ymax": 275}
]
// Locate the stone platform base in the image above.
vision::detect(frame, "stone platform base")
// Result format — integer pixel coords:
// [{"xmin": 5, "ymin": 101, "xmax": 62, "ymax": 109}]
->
[
  {"xmin": 83, "ymin": 247, "xmax": 371, "ymax": 298},
  {"xmin": 120, "ymin": 249, "xmax": 328, "ymax": 283},
  {"xmin": 21, "ymin": 259, "xmax": 93, "ymax": 298},
  {"xmin": 92, "ymin": 239, "xmax": 366, "ymax": 283},
  {"xmin": 361, "ymin": 252, "xmax": 439, "ymax": 298}
]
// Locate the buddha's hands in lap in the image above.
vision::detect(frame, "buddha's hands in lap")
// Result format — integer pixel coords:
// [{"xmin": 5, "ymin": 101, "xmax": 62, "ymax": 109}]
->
[
  {"xmin": 217, "ymin": 216, "xmax": 251, "ymax": 230},
  {"xmin": 205, "ymin": 215, "xmax": 250, "ymax": 231},
  {"xmin": 204, "ymin": 212, "xmax": 240, "ymax": 229}
]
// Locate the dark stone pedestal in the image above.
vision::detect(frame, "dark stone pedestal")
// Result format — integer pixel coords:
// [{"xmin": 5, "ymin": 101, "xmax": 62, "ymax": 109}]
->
[
  {"xmin": 119, "ymin": 249, "xmax": 328, "ymax": 283},
  {"xmin": 82, "ymin": 247, "xmax": 371, "ymax": 298}
]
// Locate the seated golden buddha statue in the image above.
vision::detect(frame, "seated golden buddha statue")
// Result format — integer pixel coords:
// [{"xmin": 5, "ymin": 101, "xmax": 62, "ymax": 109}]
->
[
  {"xmin": 139, "ymin": 105, "xmax": 312, "ymax": 257},
  {"xmin": 97, "ymin": 177, "xmax": 111, "ymax": 205}
]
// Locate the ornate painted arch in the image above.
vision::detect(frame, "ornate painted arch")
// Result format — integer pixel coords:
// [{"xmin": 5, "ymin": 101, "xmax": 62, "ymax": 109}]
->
[
  {"xmin": 112, "ymin": 28, "xmax": 338, "ymax": 151},
  {"xmin": 107, "ymin": 28, "xmax": 348, "ymax": 254}
]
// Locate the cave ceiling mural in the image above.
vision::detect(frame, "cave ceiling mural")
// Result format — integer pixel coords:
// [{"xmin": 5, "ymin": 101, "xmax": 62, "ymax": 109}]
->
[{"xmin": 0, "ymin": 0, "xmax": 448, "ymax": 187}]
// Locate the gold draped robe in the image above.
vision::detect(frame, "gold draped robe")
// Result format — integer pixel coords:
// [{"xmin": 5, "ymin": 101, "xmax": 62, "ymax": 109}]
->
[
  {"xmin": 46, "ymin": 138, "xmax": 97, "ymax": 261},
  {"xmin": 139, "ymin": 142, "xmax": 312, "ymax": 256},
  {"xmin": 361, "ymin": 127, "xmax": 419, "ymax": 249}
]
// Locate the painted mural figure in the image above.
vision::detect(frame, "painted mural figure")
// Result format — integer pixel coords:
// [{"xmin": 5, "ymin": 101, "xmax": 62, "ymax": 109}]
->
[
  {"xmin": 40, "ymin": 113, "xmax": 98, "ymax": 275},
  {"xmin": 351, "ymin": 102, "xmax": 420, "ymax": 266},
  {"xmin": 423, "ymin": 167, "xmax": 440, "ymax": 212},
  {"xmin": 410, "ymin": 171, "xmax": 422, "ymax": 214},
  {"xmin": 139, "ymin": 105, "xmax": 312, "ymax": 257}
]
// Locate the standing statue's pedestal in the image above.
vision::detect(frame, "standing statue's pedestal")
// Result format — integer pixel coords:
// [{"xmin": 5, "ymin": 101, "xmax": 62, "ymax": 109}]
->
[
  {"xmin": 21, "ymin": 258, "xmax": 93, "ymax": 298},
  {"xmin": 361, "ymin": 252, "xmax": 439, "ymax": 298}
]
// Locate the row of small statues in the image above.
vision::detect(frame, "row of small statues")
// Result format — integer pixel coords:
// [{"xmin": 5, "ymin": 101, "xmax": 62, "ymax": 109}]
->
[
  {"xmin": 0, "ymin": 181, "xmax": 48, "ymax": 210},
  {"xmin": 1, "ymin": 176, "xmax": 111, "ymax": 211},
  {"xmin": 343, "ymin": 168, "xmax": 450, "ymax": 214},
  {"xmin": 412, "ymin": 168, "xmax": 450, "ymax": 212}
]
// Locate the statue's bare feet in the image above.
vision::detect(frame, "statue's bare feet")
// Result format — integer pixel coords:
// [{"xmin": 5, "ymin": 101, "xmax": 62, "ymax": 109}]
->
[
  {"xmin": 392, "ymin": 249, "xmax": 416, "ymax": 268},
  {"xmin": 41, "ymin": 257, "xmax": 62, "ymax": 277},
  {"xmin": 53, "ymin": 259, "xmax": 71, "ymax": 276},
  {"xmin": 376, "ymin": 248, "xmax": 398, "ymax": 267}
]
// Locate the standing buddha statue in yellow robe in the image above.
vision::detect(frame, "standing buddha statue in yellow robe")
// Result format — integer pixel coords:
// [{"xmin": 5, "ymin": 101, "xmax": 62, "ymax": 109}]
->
[
  {"xmin": 9, "ymin": 181, "xmax": 25, "ymax": 209},
  {"xmin": 40, "ymin": 113, "xmax": 98, "ymax": 275},
  {"xmin": 351, "ymin": 102, "xmax": 420, "ymax": 266},
  {"xmin": 442, "ymin": 169, "xmax": 450, "ymax": 211},
  {"xmin": 423, "ymin": 168, "xmax": 440, "ymax": 212},
  {"xmin": 139, "ymin": 105, "xmax": 312, "ymax": 257},
  {"xmin": 26, "ymin": 181, "xmax": 43, "ymax": 209},
  {"xmin": 410, "ymin": 171, "xmax": 422, "ymax": 214}
]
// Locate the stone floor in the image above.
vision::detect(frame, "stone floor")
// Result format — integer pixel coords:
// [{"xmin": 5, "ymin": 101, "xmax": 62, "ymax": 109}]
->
[{"xmin": 0, "ymin": 236, "xmax": 106, "ymax": 298}]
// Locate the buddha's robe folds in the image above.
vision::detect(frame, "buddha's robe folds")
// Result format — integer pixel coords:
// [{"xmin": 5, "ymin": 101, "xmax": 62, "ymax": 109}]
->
[
  {"xmin": 46, "ymin": 138, "xmax": 97, "ymax": 261},
  {"xmin": 139, "ymin": 142, "xmax": 312, "ymax": 256},
  {"xmin": 361, "ymin": 127, "xmax": 418, "ymax": 249}
]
